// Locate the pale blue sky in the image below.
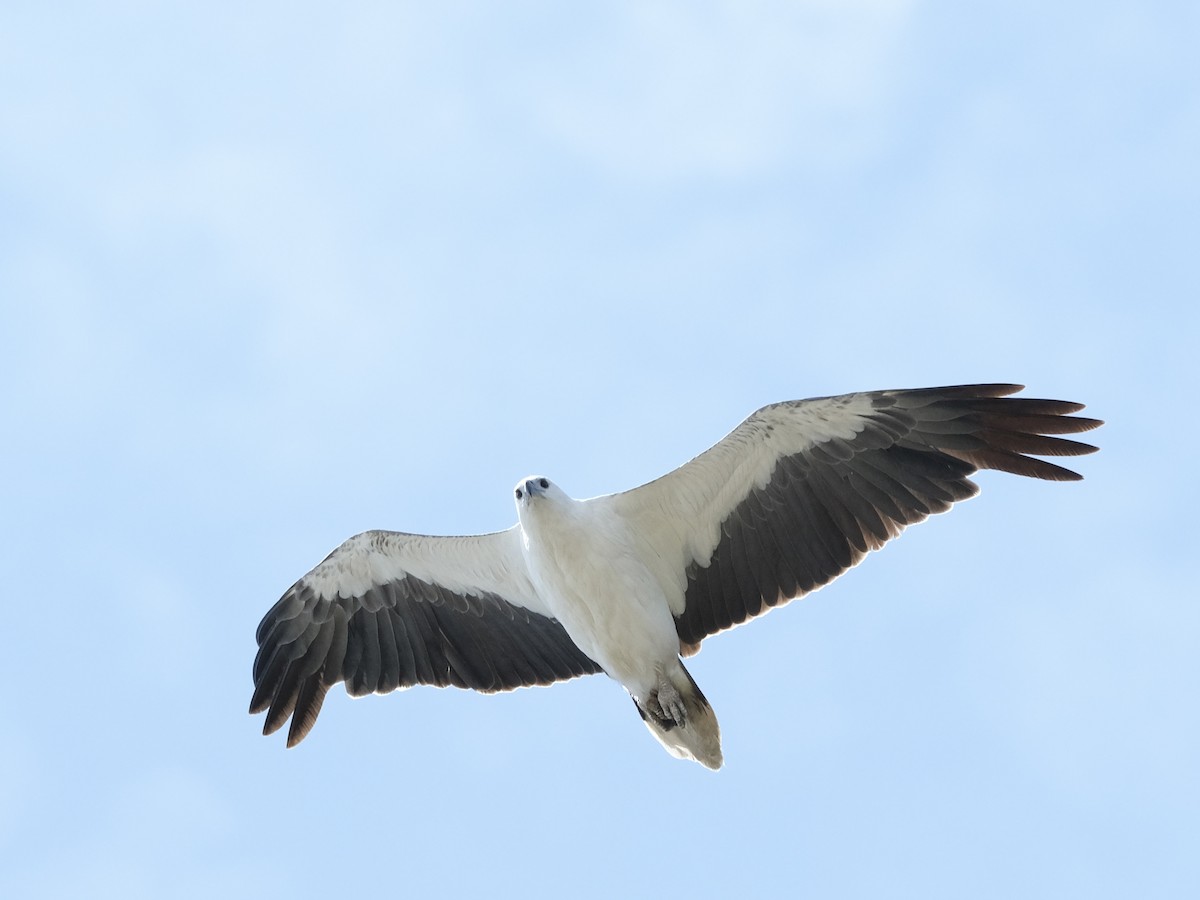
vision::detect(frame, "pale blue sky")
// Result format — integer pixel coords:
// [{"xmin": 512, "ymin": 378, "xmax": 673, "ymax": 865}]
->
[{"xmin": 1, "ymin": 2, "xmax": 1196, "ymax": 898}]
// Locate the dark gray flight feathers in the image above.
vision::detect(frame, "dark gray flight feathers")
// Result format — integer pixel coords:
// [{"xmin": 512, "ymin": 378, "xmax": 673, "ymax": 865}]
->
[{"xmin": 250, "ymin": 383, "xmax": 1101, "ymax": 755}]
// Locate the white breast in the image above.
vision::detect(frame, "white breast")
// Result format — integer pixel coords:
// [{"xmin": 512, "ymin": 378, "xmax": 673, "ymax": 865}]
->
[{"xmin": 518, "ymin": 495, "xmax": 680, "ymax": 698}]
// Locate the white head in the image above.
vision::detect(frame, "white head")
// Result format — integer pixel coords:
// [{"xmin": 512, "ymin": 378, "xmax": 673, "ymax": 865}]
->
[{"xmin": 513, "ymin": 475, "xmax": 570, "ymax": 518}]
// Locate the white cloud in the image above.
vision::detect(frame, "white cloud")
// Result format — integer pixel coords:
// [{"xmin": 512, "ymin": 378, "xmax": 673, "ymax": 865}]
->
[{"xmin": 530, "ymin": 0, "xmax": 917, "ymax": 178}]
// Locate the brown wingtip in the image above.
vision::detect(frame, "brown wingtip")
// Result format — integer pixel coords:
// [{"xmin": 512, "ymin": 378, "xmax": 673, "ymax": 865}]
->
[{"xmin": 285, "ymin": 678, "xmax": 329, "ymax": 747}]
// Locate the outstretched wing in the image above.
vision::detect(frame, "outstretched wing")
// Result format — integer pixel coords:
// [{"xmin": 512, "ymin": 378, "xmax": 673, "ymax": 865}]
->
[
  {"xmin": 601, "ymin": 384, "xmax": 1101, "ymax": 650},
  {"xmin": 250, "ymin": 527, "xmax": 602, "ymax": 746}
]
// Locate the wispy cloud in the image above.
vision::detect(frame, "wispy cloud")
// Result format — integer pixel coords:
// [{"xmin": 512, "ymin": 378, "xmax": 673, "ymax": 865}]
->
[{"xmin": 530, "ymin": 0, "xmax": 916, "ymax": 178}]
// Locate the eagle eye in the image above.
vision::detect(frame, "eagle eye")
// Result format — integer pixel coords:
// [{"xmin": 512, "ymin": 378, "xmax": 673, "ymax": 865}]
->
[
  {"xmin": 515, "ymin": 488, "xmax": 523, "ymax": 500},
  {"xmin": 539, "ymin": 478, "xmax": 549, "ymax": 489}
]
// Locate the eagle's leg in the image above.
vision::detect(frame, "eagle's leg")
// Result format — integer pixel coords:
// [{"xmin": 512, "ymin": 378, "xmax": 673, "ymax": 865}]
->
[{"xmin": 656, "ymin": 672, "xmax": 687, "ymax": 726}]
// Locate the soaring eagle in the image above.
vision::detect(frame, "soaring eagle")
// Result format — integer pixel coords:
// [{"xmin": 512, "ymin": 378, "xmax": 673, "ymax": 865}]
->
[{"xmin": 250, "ymin": 384, "xmax": 1100, "ymax": 768}]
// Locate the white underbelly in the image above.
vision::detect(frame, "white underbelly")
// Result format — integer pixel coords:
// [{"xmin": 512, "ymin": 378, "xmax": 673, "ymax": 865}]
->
[{"xmin": 524, "ymin": 519, "xmax": 678, "ymax": 696}]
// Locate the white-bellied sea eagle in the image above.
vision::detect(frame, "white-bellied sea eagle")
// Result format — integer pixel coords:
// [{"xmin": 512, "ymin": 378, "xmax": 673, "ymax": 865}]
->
[{"xmin": 250, "ymin": 384, "xmax": 1100, "ymax": 769}]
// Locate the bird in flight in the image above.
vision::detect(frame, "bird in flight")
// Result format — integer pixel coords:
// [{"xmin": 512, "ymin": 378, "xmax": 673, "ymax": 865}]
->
[{"xmin": 250, "ymin": 384, "xmax": 1100, "ymax": 769}]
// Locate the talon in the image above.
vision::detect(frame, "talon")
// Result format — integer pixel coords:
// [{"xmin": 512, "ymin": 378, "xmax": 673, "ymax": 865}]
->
[{"xmin": 657, "ymin": 680, "xmax": 686, "ymax": 726}]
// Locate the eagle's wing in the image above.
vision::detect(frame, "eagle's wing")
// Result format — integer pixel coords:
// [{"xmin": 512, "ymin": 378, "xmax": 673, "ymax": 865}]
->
[
  {"xmin": 599, "ymin": 384, "xmax": 1101, "ymax": 650},
  {"xmin": 250, "ymin": 527, "xmax": 602, "ymax": 746}
]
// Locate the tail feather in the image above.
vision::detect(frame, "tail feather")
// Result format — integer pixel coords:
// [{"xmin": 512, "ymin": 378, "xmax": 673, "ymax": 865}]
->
[{"xmin": 636, "ymin": 663, "xmax": 723, "ymax": 770}]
